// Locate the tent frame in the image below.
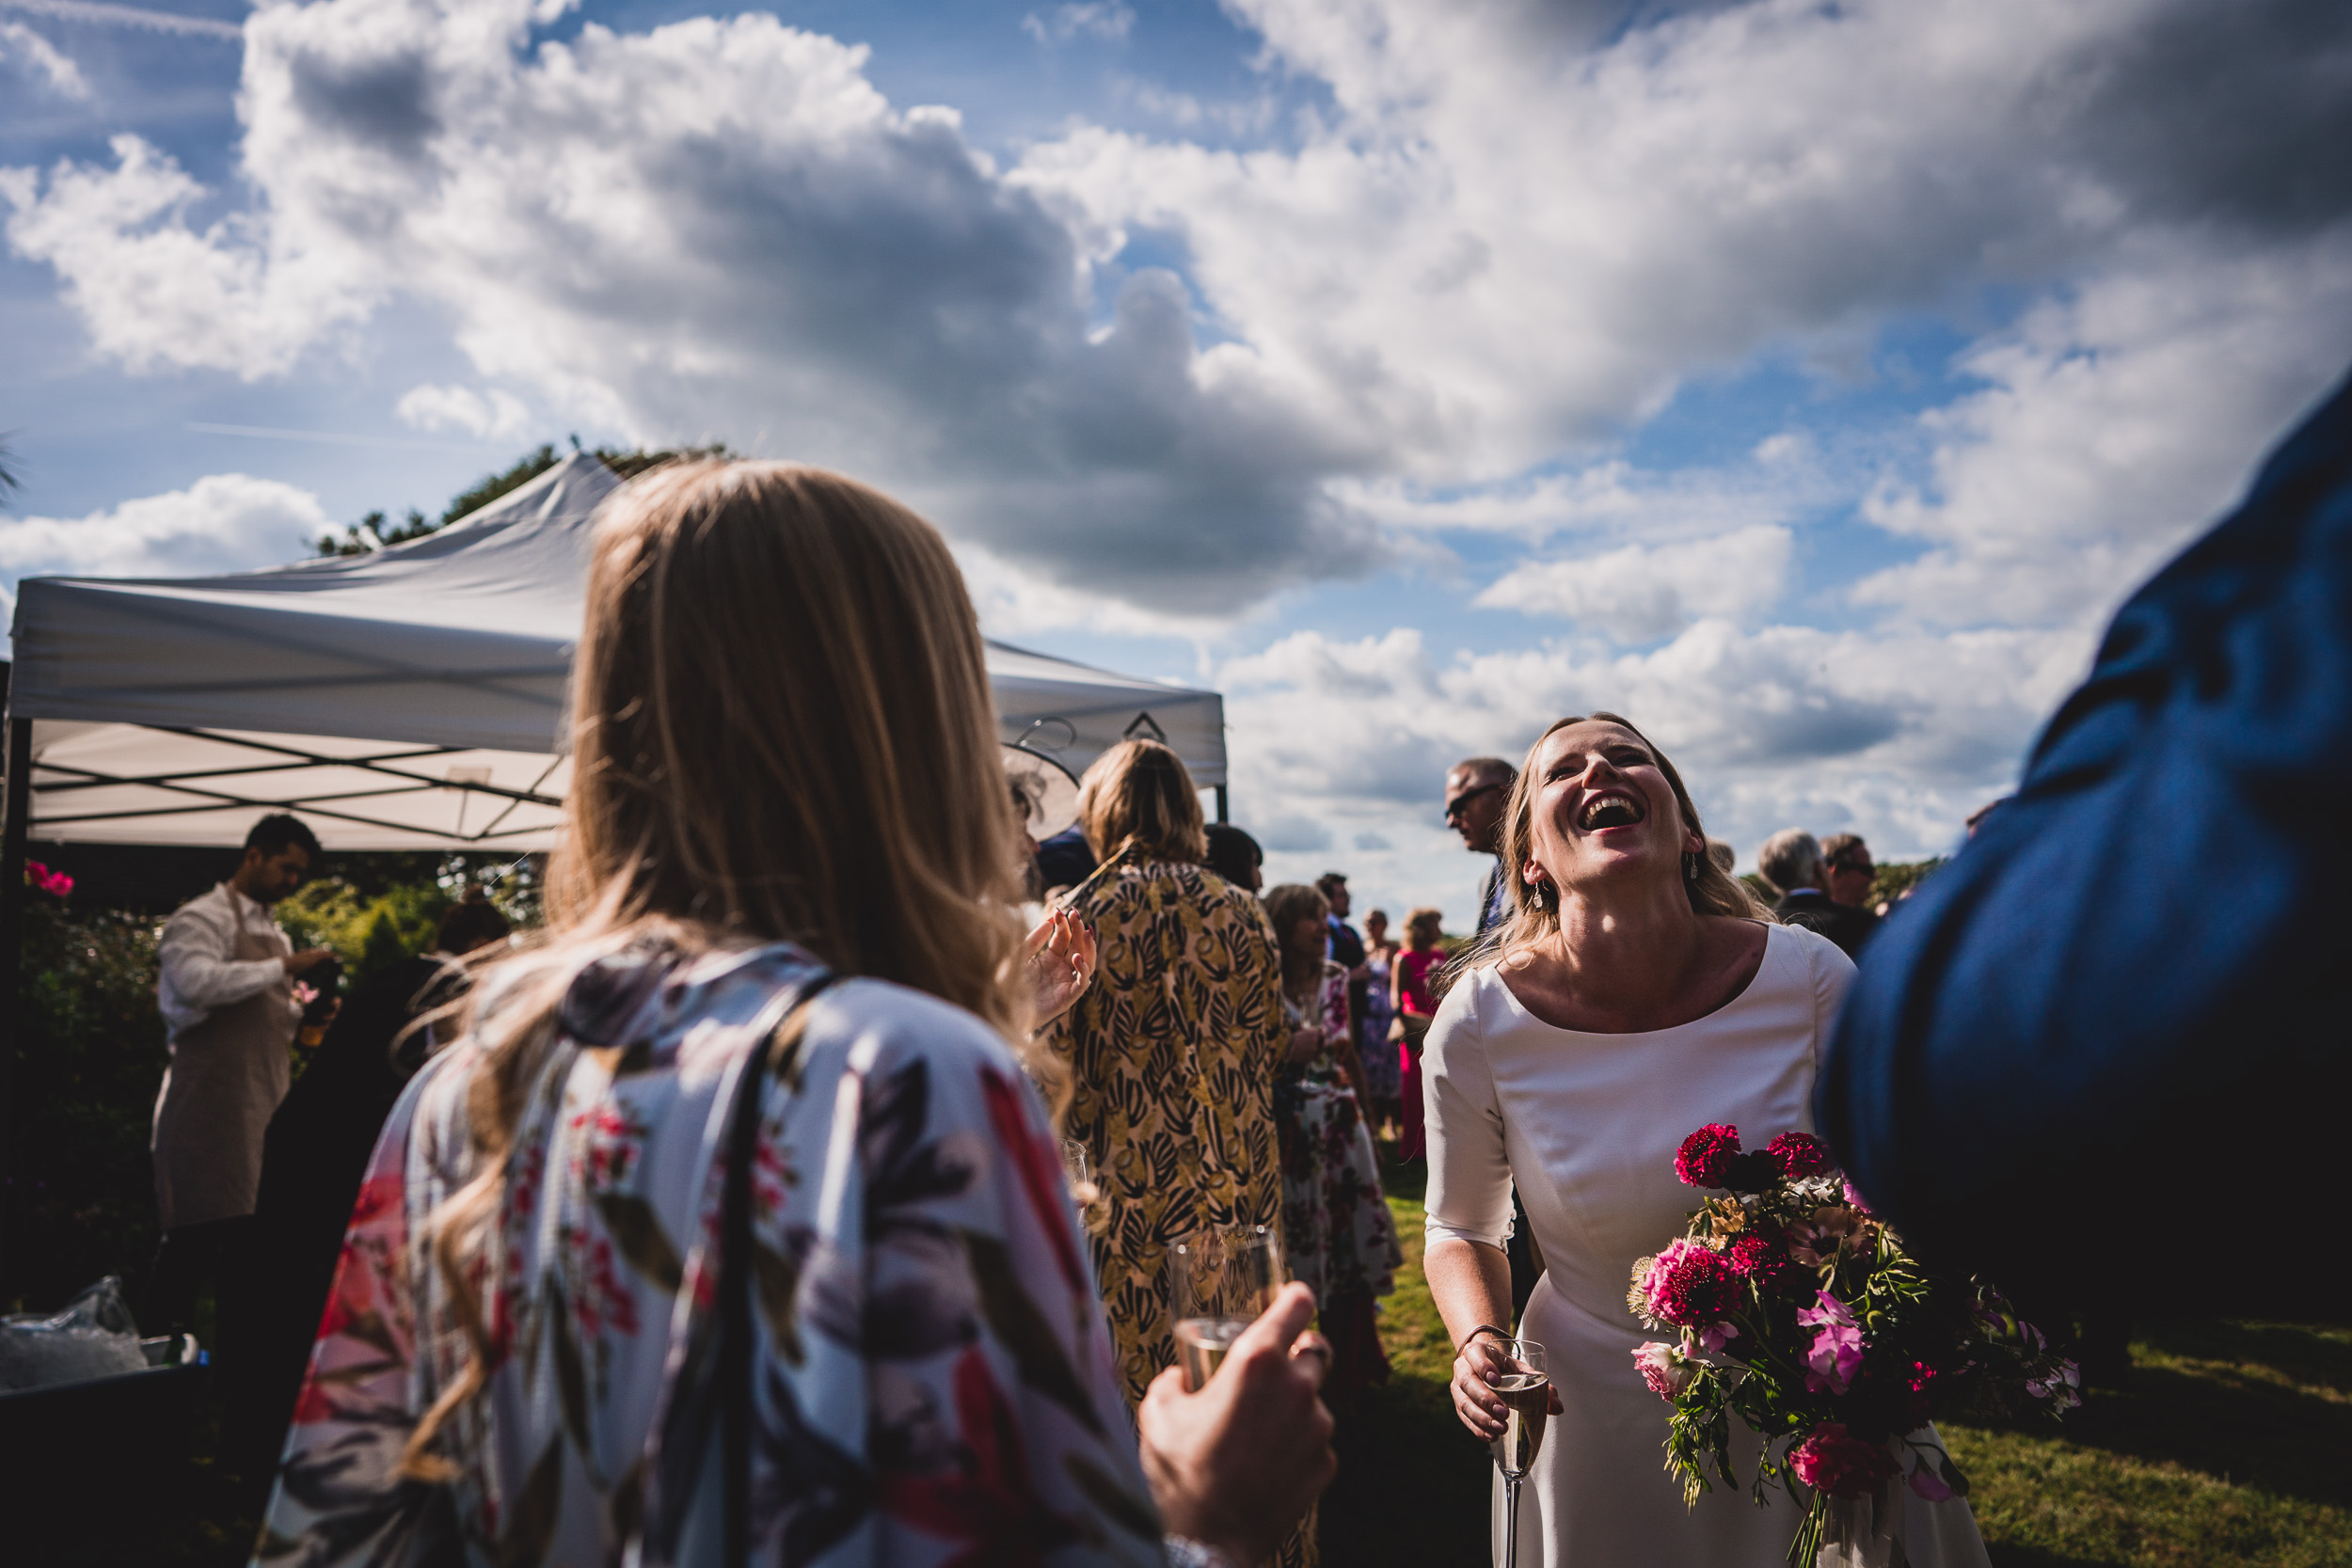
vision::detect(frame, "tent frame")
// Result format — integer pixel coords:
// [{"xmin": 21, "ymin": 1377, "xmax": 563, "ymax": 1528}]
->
[{"xmin": 25, "ymin": 727, "xmax": 563, "ymax": 844}]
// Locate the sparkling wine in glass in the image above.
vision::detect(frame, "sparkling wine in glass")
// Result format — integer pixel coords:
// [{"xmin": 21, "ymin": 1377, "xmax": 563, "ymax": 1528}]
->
[
  {"xmin": 1168, "ymin": 1225, "xmax": 1284, "ymax": 1392},
  {"xmin": 1486, "ymin": 1338, "xmax": 1549, "ymax": 1568}
]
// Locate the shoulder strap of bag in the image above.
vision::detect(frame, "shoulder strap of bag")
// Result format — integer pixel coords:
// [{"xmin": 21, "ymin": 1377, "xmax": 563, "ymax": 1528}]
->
[{"xmin": 720, "ymin": 966, "xmax": 840, "ymax": 1566}]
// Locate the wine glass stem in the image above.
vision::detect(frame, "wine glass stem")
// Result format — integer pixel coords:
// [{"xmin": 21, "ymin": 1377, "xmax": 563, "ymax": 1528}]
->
[{"xmin": 1503, "ymin": 1474, "xmax": 1520, "ymax": 1568}]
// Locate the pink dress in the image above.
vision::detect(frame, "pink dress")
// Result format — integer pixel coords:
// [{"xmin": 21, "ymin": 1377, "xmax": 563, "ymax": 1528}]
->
[{"xmin": 1396, "ymin": 947, "xmax": 1445, "ymax": 1159}]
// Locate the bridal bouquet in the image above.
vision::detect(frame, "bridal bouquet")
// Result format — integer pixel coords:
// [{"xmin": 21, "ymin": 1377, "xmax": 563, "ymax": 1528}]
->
[{"xmin": 1629, "ymin": 1123, "xmax": 2079, "ymax": 1567}]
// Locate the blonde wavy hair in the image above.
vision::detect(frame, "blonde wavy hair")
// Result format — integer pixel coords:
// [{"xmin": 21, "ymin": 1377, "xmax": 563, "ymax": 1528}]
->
[
  {"xmin": 1464, "ymin": 711, "xmax": 1767, "ymax": 978},
  {"xmin": 1076, "ymin": 737, "xmax": 1209, "ymax": 864},
  {"xmin": 403, "ymin": 461, "xmax": 1028, "ymax": 1476}
]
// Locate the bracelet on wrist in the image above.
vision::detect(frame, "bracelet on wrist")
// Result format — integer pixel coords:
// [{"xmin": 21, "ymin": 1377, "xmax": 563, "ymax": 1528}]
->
[{"xmin": 1454, "ymin": 1323, "xmax": 1512, "ymax": 1358}]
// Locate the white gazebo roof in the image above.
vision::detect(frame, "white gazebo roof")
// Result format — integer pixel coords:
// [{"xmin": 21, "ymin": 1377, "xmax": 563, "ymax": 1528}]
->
[{"xmin": 5, "ymin": 455, "xmax": 1224, "ymax": 848}]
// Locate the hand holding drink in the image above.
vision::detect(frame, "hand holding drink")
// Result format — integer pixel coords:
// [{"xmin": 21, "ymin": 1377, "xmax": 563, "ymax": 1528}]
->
[{"xmin": 1170, "ymin": 1225, "xmax": 1284, "ymax": 1392}]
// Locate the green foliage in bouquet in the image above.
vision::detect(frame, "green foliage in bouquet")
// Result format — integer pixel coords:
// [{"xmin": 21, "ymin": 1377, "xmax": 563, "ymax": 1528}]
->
[{"xmin": 1629, "ymin": 1124, "xmax": 2080, "ymax": 1565}]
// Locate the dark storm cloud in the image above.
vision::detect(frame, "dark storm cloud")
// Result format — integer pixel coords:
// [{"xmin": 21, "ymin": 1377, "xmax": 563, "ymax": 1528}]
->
[{"xmin": 2051, "ymin": 0, "xmax": 2352, "ymax": 235}]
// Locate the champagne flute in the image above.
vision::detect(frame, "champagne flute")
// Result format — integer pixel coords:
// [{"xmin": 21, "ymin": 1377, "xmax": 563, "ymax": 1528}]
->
[
  {"xmin": 1168, "ymin": 1225, "xmax": 1284, "ymax": 1392},
  {"xmin": 1486, "ymin": 1338, "xmax": 1549, "ymax": 1568}
]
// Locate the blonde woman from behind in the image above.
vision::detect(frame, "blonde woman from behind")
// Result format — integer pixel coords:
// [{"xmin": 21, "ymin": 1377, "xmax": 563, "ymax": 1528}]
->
[{"xmin": 259, "ymin": 463, "xmax": 1333, "ymax": 1568}]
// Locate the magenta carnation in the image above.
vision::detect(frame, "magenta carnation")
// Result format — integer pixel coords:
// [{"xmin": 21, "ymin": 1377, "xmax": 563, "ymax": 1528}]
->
[
  {"xmin": 1643, "ymin": 1239, "xmax": 1743, "ymax": 1326},
  {"xmin": 1788, "ymin": 1423, "xmax": 1899, "ymax": 1499},
  {"xmin": 1726, "ymin": 1232, "xmax": 1795, "ymax": 1289},
  {"xmin": 1675, "ymin": 1123, "xmax": 1740, "ymax": 1187},
  {"xmin": 1766, "ymin": 1131, "xmax": 1832, "ymax": 1179}
]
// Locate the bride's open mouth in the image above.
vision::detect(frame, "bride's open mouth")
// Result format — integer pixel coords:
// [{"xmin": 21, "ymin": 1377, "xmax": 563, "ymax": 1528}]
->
[{"xmin": 1577, "ymin": 789, "xmax": 1646, "ymax": 832}]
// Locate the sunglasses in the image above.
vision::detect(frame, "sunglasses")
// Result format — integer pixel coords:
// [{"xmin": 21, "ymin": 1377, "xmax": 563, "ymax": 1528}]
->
[{"xmin": 1443, "ymin": 782, "xmax": 1507, "ymax": 822}]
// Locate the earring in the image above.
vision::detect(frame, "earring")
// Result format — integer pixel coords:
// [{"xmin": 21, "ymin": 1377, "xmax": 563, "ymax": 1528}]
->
[{"xmin": 1682, "ymin": 851, "xmax": 1699, "ymax": 881}]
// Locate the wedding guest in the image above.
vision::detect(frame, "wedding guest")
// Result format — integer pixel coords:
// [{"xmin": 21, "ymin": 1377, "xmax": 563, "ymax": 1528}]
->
[
  {"xmin": 1422, "ymin": 712, "xmax": 1987, "ymax": 1567},
  {"xmin": 1820, "ymin": 364, "xmax": 2352, "ymax": 1323},
  {"xmin": 1264, "ymin": 884, "xmax": 1402, "ymax": 1397},
  {"xmin": 146, "ymin": 814, "xmax": 337, "ymax": 1338},
  {"xmin": 260, "ymin": 462, "xmax": 1333, "ymax": 1568},
  {"xmin": 1316, "ymin": 872, "xmax": 1372, "ymax": 1053},
  {"xmin": 231, "ymin": 895, "xmax": 513, "ymax": 1480},
  {"xmin": 1706, "ymin": 838, "xmax": 1736, "ymax": 874},
  {"xmin": 1205, "ymin": 822, "xmax": 1266, "ymax": 892},
  {"xmin": 1442, "ymin": 755, "xmax": 1542, "ymax": 1312},
  {"xmin": 1758, "ymin": 827, "xmax": 1876, "ymax": 958},
  {"xmin": 1036, "ymin": 821, "xmax": 1099, "ymax": 893},
  {"xmin": 1392, "ymin": 907, "xmax": 1446, "ymax": 1161},
  {"xmin": 1356, "ymin": 910, "xmax": 1403, "ymax": 1135},
  {"xmin": 1042, "ymin": 744, "xmax": 1288, "ymax": 1399},
  {"xmin": 1445, "ymin": 756, "xmax": 1517, "ymax": 937},
  {"xmin": 1820, "ymin": 833, "xmax": 1877, "ymax": 912}
]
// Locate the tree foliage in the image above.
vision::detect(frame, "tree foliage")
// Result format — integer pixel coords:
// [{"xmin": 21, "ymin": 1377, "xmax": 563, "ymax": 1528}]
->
[{"xmin": 5, "ymin": 903, "xmax": 168, "ymax": 1308}]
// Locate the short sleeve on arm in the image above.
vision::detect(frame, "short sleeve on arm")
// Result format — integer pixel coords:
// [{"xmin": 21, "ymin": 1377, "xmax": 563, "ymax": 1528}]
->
[{"xmin": 1422, "ymin": 974, "xmax": 1514, "ymax": 1252}]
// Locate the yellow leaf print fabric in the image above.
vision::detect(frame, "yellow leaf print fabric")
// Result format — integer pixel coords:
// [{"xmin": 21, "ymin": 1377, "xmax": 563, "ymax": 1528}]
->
[{"xmin": 1042, "ymin": 847, "xmax": 1288, "ymax": 1405}]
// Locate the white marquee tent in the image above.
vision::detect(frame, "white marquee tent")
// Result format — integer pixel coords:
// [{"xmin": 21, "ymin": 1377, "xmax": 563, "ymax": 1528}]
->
[{"xmin": 0, "ymin": 453, "xmax": 1228, "ymax": 852}]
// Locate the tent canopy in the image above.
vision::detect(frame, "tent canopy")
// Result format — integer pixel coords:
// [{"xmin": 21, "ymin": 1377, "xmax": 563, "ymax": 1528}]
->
[{"xmin": 5, "ymin": 454, "xmax": 1225, "ymax": 849}]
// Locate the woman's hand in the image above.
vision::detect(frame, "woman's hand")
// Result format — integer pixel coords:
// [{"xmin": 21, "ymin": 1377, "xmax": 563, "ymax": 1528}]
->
[
  {"xmin": 1139, "ymin": 1281, "xmax": 1337, "ymax": 1566},
  {"xmin": 1450, "ymin": 1331, "xmax": 1565, "ymax": 1441},
  {"xmin": 1024, "ymin": 910, "xmax": 1097, "ymax": 1025},
  {"xmin": 1286, "ymin": 1025, "xmax": 1324, "ymax": 1065},
  {"xmin": 1451, "ymin": 1332, "xmax": 1516, "ymax": 1441}
]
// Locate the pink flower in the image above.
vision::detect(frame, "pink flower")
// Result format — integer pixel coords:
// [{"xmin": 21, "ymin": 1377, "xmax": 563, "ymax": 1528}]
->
[
  {"xmin": 1642, "ymin": 1238, "xmax": 1743, "ymax": 1327},
  {"xmin": 1798, "ymin": 1290, "xmax": 1867, "ymax": 1395},
  {"xmin": 2026, "ymin": 1360, "xmax": 2082, "ymax": 1411},
  {"xmin": 1675, "ymin": 1123, "xmax": 1740, "ymax": 1187},
  {"xmin": 1788, "ymin": 1423, "xmax": 1899, "ymax": 1499},
  {"xmin": 24, "ymin": 861, "xmax": 71, "ymax": 898},
  {"xmin": 1907, "ymin": 1457, "xmax": 1956, "ymax": 1501},
  {"xmin": 1633, "ymin": 1340, "xmax": 1700, "ymax": 1402},
  {"xmin": 293, "ymin": 981, "xmax": 319, "ymax": 1006},
  {"xmin": 1842, "ymin": 1177, "xmax": 1876, "ymax": 1215}
]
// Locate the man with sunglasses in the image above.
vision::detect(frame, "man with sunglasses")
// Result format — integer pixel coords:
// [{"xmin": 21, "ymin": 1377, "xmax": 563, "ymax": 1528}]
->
[
  {"xmin": 1440, "ymin": 755, "xmax": 1542, "ymax": 1317},
  {"xmin": 1444, "ymin": 756, "xmax": 1517, "ymax": 938}
]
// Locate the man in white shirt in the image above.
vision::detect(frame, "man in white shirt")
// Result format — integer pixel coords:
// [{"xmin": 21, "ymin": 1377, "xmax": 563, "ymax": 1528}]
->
[{"xmin": 146, "ymin": 814, "xmax": 336, "ymax": 1335}]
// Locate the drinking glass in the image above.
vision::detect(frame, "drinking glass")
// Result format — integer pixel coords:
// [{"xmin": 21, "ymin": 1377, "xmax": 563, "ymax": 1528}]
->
[
  {"xmin": 1485, "ymin": 1337, "xmax": 1549, "ymax": 1568},
  {"xmin": 1168, "ymin": 1225, "xmax": 1284, "ymax": 1392},
  {"xmin": 1062, "ymin": 1139, "xmax": 1102, "ymax": 1223}
]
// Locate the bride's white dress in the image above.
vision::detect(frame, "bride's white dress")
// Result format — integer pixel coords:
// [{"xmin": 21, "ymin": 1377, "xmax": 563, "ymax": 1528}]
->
[{"xmin": 1423, "ymin": 922, "xmax": 1991, "ymax": 1568}]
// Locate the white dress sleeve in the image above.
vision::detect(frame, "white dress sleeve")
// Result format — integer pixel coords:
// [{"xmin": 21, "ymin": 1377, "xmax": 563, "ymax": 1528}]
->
[{"xmin": 1422, "ymin": 971, "xmax": 1515, "ymax": 1252}]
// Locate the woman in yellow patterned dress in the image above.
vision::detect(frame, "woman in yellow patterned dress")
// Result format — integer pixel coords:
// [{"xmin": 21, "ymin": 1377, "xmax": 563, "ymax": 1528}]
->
[{"xmin": 1043, "ymin": 739, "xmax": 1289, "ymax": 1406}]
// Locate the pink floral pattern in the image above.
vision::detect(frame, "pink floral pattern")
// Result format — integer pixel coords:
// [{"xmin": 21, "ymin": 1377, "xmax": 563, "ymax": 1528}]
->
[{"xmin": 255, "ymin": 939, "xmax": 1156, "ymax": 1568}]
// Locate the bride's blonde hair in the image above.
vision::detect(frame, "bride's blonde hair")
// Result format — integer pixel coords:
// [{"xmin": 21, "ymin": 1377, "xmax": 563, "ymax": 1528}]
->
[{"xmin": 403, "ymin": 460, "xmax": 1027, "ymax": 1476}]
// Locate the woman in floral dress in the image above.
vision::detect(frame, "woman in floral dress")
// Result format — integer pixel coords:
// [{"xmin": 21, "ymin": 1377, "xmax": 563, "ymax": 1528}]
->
[
  {"xmin": 255, "ymin": 463, "xmax": 1336, "ymax": 1568},
  {"xmin": 1263, "ymin": 885, "xmax": 1403, "ymax": 1397}
]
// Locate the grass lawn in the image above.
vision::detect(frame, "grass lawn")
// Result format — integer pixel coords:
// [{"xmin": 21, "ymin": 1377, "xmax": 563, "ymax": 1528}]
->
[{"xmin": 1322, "ymin": 1160, "xmax": 2352, "ymax": 1567}]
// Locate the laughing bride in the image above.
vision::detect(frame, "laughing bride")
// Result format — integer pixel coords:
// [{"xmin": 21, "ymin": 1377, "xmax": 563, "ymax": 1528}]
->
[{"xmin": 1420, "ymin": 712, "xmax": 1989, "ymax": 1567}]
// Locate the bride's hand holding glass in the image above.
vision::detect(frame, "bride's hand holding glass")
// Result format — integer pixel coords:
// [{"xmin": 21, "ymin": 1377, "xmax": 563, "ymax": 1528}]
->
[{"xmin": 1452, "ymin": 1328, "xmax": 1562, "ymax": 1441}]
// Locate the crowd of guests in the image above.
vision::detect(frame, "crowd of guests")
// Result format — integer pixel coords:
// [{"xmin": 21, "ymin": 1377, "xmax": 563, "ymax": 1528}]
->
[{"xmin": 111, "ymin": 356, "xmax": 2352, "ymax": 1568}]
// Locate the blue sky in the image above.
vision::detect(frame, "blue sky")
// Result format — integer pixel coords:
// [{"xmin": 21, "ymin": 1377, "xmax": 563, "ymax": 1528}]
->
[{"xmin": 5, "ymin": 0, "xmax": 2350, "ymax": 924}]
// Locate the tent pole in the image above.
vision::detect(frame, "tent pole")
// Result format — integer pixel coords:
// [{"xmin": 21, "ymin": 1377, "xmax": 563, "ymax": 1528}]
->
[
  {"xmin": 0, "ymin": 716, "xmax": 31, "ymax": 1278},
  {"xmin": 1214, "ymin": 784, "xmax": 1229, "ymax": 825}
]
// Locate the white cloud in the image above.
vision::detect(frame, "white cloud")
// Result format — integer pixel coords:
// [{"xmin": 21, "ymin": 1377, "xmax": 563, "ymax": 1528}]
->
[
  {"xmin": 1024, "ymin": 3, "xmax": 1134, "ymax": 45},
  {"xmin": 396, "ymin": 382, "xmax": 533, "ymax": 441},
  {"xmin": 0, "ymin": 1, "xmax": 242, "ymax": 40},
  {"xmin": 0, "ymin": 473, "xmax": 328, "ymax": 600},
  {"xmin": 1476, "ymin": 523, "xmax": 1793, "ymax": 641},
  {"xmin": 1854, "ymin": 234, "xmax": 2352, "ymax": 628},
  {"xmin": 2, "ymin": 1, "xmax": 1377, "ymax": 610},
  {"xmin": 1218, "ymin": 618, "xmax": 2094, "ymax": 927},
  {"xmin": 1, "ymin": 18, "xmax": 90, "ymax": 97},
  {"xmin": 0, "ymin": 134, "xmax": 366, "ymax": 377}
]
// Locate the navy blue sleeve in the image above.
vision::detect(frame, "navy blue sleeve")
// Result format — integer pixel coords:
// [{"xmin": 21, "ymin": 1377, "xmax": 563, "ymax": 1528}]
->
[{"xmin": 1814, "ymin": 365, "xmax": 2352, "ymax": 1309}]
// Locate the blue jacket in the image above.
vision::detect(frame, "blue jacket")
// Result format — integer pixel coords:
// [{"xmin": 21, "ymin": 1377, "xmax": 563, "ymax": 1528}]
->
[{"xmin": 1815, "ymin": 365, "xmax": 2352, "ymax": 1308}]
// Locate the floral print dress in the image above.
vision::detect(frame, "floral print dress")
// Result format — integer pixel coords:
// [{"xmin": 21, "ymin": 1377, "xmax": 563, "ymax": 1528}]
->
[
  {"xmin": 256, "ymin": 938, "xmax": 1167, "ymax": 1568},
  {"xmin": 1274, "ymin": 961, "xmax": 1402, "ymax": 1392}
]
